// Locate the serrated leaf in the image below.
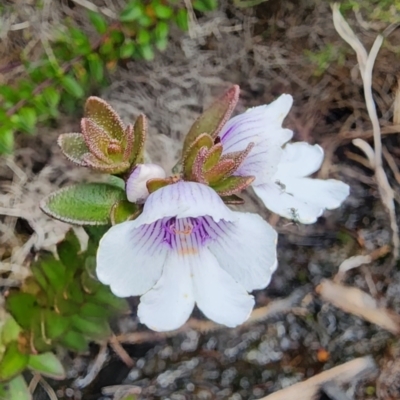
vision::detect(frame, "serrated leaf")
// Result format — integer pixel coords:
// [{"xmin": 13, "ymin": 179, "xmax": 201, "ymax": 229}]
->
[
  {"xmin": 40, "ymin": 183, "xmax": 126, "ymax": 225},
  {"xmin": 28, "ymin": 352, "xmax": 66, "ymax": 379},
  {"xmin": 221, "ymin": 194, "xmax": 244, "ymax": 204},
  {"xmin": 203, "ymin": 143, "xmax": 223, "ymax": 171},
  {"xmin": 82, "ymin": 153, "xmax": 130, "ymax": 174},
  {"xmin": 204, "ymin": 159, "xmax": 236, "ymax": 184},
  {"xmin": 182, "ymin": 85, "xmax": 239, "ymax": 154},
  {"xmin": 110, "ymin": 200, "xmax": 138, "ymax": 225},
  {"xmin": 60, "ymin": 330, "xmax": 88, "ymax": 352},
  {"xmin": 211, "ymin": 176, "xmax": 254, "ymax": 196},
  {"xmin": 84, "ymin": 97, "xmax": 125, "ymax": 140},
  {"xmin": 131, "ymin": 114, "xmax": 146, "ymax": 164},
  {"xmin": 182, "ymin": 133, "xmax": 213, "ymax": 180},
  {"xmin": 57, "ymin": 133, "xmax": 89, "ymax": 166},
  {"xmin": 0, "ymin": 375, "xmax": 31, "ymax": 400},
  {"xmin": 0, "ymin": 342, "xmax": 29, "ymax": 382}
]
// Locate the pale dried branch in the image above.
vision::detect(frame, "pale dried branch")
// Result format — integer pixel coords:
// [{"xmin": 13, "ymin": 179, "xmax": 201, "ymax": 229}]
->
[
  {"xmin": 316, "ymin": 279, "xmax": 400, "ymax": 335},
  {"xmin": 109, "ymin": 334, "xmax": 134, "ymax": 368},
  {"xmin": 352, "ymin": 138, "xmax": 375, "ymax": 168},
  {"xmin": 257, "ymin": 356, "xmax": 376, "ymax": 400},
  {"xmin": 117, "ymin": 287, "xmax": 308, "ymax": 344}
]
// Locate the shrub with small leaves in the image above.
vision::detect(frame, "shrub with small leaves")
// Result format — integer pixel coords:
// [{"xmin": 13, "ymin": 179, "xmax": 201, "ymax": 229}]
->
[
  {"xmin": 0, "ymin": 228, "xmax": 127, "ymax": 398},
  {"xmin": 0, "ymin": 0, "xmax": 218, "ymax": 154}
]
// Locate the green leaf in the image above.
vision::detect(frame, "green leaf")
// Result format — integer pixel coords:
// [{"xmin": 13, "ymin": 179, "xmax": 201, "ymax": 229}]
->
[
  {"xmin": 182, "ymin": 85, "xmax": 239, "ymax": 154},
  {"xmin": 60, "ymin": 330, "xmax": 88, "ymax": 352},
  {"xmin": 153, "ymin": 4, "xmax": 173, "ymax": 19},
  {"xmin": 17, "ymin": 107, "xmax": 37, "ymax": 133},
  {"xmin": 110, "ymin": 200, "xmax": 138, "ymax": 224},
  {"xmin": 91, "ymin": 287, "xmax": 128, "ymax": 310},
  {"xmin": 40, "ymin": 183, "xmax": 126, "ymax": 225},
  {"xmin": 1, "ymin": 315, "xmax": 22, "ymax": 345},
  {"xmin": 182, "ymin": 133, "xmax": 214, "ymax": 180},
  {"xmin": 0, "ymin": 375, "xmax": 31, "ymax": 400},
  {"xmin": 138, "ymin": 44, "xmax": 154, "ymax": 61},
  {"xmin": 57, "ymin": 133, "xmax": 89, "ymax": 167},
  {"xmin": 88, "ymin": 54, "xmax": 105, "ymax": 83},
  {"xmin": 0, "ymin": 342, "xmax": 29, "ymax": 382},
  {"xmin": 43, "ymin": 87, "xmax": 61, "ymax": 109},
  {"xmin": 0, "ymin": 128, "xmax": 14, "ymax": 154},
  {"xmin": 138, "ymin": 14, "xmax": 152, "ymax": 27},
  {"xmin": 6, "ymin": 293, "xmax": 36, "ymax": 330},
  {"xmin": 84, "ymin": 97, "xmax": 125, "ymax": 140},
  {"xmin": 57, "ymin": 229, "xmax": 81, "ymax": 269},
  {"xmin": 40, "ymin": 257, "xmax": 66, "ymax": 292},
  {"xmin": 120, "ymin": 2, "xmax": 143, "ymax": 22},
  {"xmin": 175, "ymin": 9, "xmax": 188, "ymax": 31},
  {"xmin": 28, "ymin": 352, "xmax": 66, "ymax": 379},
  {"xmin": 44, "ymin": 311, "xmax": 71, "ymax": 340},
  {"xmin": 211, "ymin": 175, "xmax": 254, "ymax": 196},
  {"xmin": 120, "ymin": 40, "xmax": 136, "ymax": 59},
  {"xmin": 137, "ymin": 28, "xmax": 150, "ymax": 45},
  {"xmin": 71, "ymin": 315, "xmax": 110, "ymax": 337},
  {"xmin": 88, "ymin": 11, "xmax": 108, "ymax": 34},
  {"xmin": 61, "ymin": 75, "xmax": 85, "ymax": 98},
  {"xmin": 193, "ymin": 0, "xmax": 218, "ymax": 12},
  {"xmin": 131, "ymin": 114, "xmax": 147, "ymax": 163},
  {"xmin": 80, "ymin": 302, "xmax": 108, "ymax": 318}
]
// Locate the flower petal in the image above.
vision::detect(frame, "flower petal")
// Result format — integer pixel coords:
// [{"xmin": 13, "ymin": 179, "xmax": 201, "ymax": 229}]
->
[
  {"xmin": 136, "ymin": 181, "xmax": 235, "ymax": 226},
  {"xmin": 219, "ymin": 95, "xmax": 293, "ymax": 184},
  {"xmin": 96, "ymin": 220, "xmax": 168, "ymax": 296},
  {"xmin": 138, "ymin": 251, "xmax": 195, "ymax": 331},
  {"xmin": 283, "ymin": 177, "xmax": 350, "ymax": 211},
  {"xmin": 207, "ymin": 212, "xmax": 278, "ymax": 292},
  {"xmin": 253, "ymin": 183, "xmax": 324, "ymax": 224},
  {"xmin": 126, "ymin": 163, "xmax": 166, "ymax": 203},
  {"xmin": 275, "ymin": 142, "xmax": 324, "ymax": 179},
  {"xmin": 193, "ymin": 249, "xmax": 255, "ymax": 327}
]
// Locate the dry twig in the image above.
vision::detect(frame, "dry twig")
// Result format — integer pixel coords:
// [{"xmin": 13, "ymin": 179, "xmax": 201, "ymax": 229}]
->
[
  {"xmin": 332, "ymin": 4, "xmax": 400, "ymax": 260},
  {"xmin": 257, "ymin": 356, "xmax": 376, "ymax": 400},
  {"xmin": 317, "ymin": 279, "xmax": 400, "ymax": 335}
]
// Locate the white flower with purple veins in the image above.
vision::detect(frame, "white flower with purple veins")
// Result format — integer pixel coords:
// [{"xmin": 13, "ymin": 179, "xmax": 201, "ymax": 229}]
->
[
  {"xmin": 219, "ymin": 94, "xmax": 350, "ymax": 224},
  {"xmin": 97, "ymin": 181, "xmax": 277, "ymax": 331}
]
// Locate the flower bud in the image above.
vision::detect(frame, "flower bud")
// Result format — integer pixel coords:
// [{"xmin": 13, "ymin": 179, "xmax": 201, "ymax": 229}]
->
[{"xmin": 126, "ymin": 164, "xmax": 166, "ymax": 203}]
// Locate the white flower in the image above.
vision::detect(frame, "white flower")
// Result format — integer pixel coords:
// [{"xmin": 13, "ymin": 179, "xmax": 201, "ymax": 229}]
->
[
  {"xmin": 96, "ymin": 181, "xmax": 278, "ymax": 331},
  {"xmin": 219, "ymin": 94, "xmax": 350, "ymax": 224},
  {"xmin": 126, "ymin": 163, "xmax": 166, "ymax": 203}
]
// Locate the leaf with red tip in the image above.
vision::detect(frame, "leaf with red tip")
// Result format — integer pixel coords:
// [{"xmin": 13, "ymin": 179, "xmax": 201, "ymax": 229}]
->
[
  {"xmin": 81, "ymin": 118, "xmax": 112, "ymax": 163},
  {"xmin": 221, "ymin": 194, "xmax": 245, "ymax": 205},
  {"xmin": 85, "ymin": 97, "xmax": 125, "ymax": 140},
  {"xmin": 131, "ymin": 114, "xmax": 147, "ymax": 164},
  {"xmin": 221, "ymin": 142, "xmax": 254, "ymax": 173},
  {"xmin": 203, "ymin": 143, "xmax": 223, "ymax": 172},
  {"xmin": 192, "ymin": 147, "xmax": 208, "ymax": 184},
  {"xmin": 182, "ymin": 85, "xmax": 239, "ymax": 154},
  {"xmin": 211, "ymin": 175, "xmax": 255, "ymax": 196},
  {"xmin": 57, "ymin": 133, "xmax": 89, "ymax": 166},
  {"xmin": 182, "ymin": 133, "xmax": 213, "ymax": 180},
  {"xmin": 83, "ymin": 154, "xmax": 130, "ymax": 174},
  {"xmin": 204, "ymin": 159, "xmax": 236, "ymax": 184}
]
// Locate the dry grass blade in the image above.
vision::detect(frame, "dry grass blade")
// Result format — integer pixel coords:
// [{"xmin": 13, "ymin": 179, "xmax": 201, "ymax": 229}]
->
[
  {"xmin": 257, "ymin": 356, "xmax": 376, "ymax": 400},
  {"xmin": 332, "ymin": 4, "xmax": 400, "ymax": 260},
  {"xmin": 316, "ymin": 279, "xmax": 400, "ymax": 335}
]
